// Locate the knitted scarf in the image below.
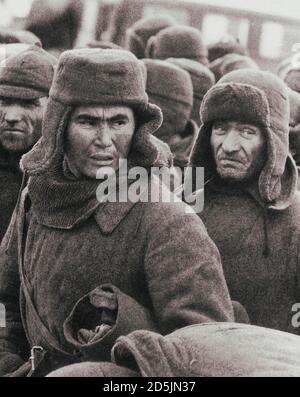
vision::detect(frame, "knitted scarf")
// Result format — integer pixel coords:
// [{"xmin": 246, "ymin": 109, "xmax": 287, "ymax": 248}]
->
[
  {"xmin": 27, "ymin": 160, "xmax": 101, "ymax": 229},
  {"xmin": 27, "ymin": 158, "xmax": 144, "ymax": 229}
]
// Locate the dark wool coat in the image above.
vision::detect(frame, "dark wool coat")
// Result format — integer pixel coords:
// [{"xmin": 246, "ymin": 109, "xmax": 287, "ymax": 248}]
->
[
  {"xmin": 0, "ymin": 48, "xmax": 234, "ymax": 376},
  {"xmin": 188, "ymin": 69, "xmax": 300, "ymax": 334},
  {"xmin": 0, "ymin": 176, "xmax": 234, "ymax": 376},
  {"xmin": 0, "ymin": 151, "xmax": 23, "ymax": 242}
]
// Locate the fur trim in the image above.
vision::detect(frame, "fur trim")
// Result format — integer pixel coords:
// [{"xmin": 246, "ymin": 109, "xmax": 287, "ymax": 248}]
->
[
  {"xmin": 189, "ymin": 69, "xmax": 296, "ymax": 206},
  {"xmin": 21, "ymin": 100, "xmax": 171, "ymax": 175},
  {"xmin": 21, "ymin": 49, "xmax": 172, "ymax": 174},
  {"xmin": 145, "ymin": 25, "xmax": 208, "ymax": 63}
]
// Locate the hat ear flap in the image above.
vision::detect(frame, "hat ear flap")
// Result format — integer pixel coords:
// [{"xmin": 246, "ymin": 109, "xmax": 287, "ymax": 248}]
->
[{"xmin": 145, "ymin": 35, "xmax": 157, "ymax": 58}]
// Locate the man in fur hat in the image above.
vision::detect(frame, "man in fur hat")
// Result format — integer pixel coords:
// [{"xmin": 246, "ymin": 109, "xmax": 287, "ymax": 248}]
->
[
  {"xmin": 0, "ymin": 45, "xmax": 56, "ymax": 241},
  {"xmin": 0, "ymin": 49, "xmax": 234, "ymax": 377},
  {"xmin": 186, "ymin": 69, "xmax": 300, "ymax": 334},
  {"xmin": 146, "ymin": 25, "xmax": 208, "ymax": 65},
  {"xmin": 142, "ymin": 59, "xmax": 198, "ymax": 188}
]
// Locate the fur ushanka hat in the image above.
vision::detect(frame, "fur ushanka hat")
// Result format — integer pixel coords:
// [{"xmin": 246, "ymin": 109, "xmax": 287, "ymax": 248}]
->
[
  {"xmin": 0, "ymin": 45, "xmax": 57, "ymax": 99},
  {"xmin": 146, "ymin": 25, "xmax": 208, "ymax": 65},
  {"xmin": 125, "ymin": 15, "xmax": 176, "ymax": 59},
  {"xmin": 167, "ymin": 57, "xmax": 215, "ymax": 125},
  {"xmin": 142, "ymin": 59, "xmax": 193, "ymax": 140},
  {"xmin": 21, "ymin": 48, "xmax": 172, "ymax": 175},
  {"xmin": 190, "ymin": 69, "xmax": 298, "ymax": 206}
]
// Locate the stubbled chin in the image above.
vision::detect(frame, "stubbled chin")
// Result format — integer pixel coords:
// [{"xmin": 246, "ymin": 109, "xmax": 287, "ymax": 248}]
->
[
  {"xmin": 217, "ymin": 167, "xmax": 247, "ymax": 182},
  {"xmin": 0, "ymin": 138, "xmax": 32, "ymax": 153}
]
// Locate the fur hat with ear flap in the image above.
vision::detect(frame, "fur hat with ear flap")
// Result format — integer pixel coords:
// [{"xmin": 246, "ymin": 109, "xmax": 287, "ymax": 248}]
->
[
  {"xmin": 21, "ymin": 48, "xmax": 172, "ymax": 175},
  {"xmin": 124, "ymin": 15, "xmax": 177, "ymax": 59},
  {"xmin": 190, "ymin": 69, "xmax": 297, "ymax": 207},
  {"xmin": 146, "ymin": 25, "xmax": 208, "ymax": 65},
  {"xmin": 167, "ymin": 57, "xmax": 215, "ymax": 126}
]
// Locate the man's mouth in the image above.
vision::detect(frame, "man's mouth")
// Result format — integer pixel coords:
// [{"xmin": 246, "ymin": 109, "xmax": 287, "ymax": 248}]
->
[
  {"xmin": 90, "ymin": 153, "xmax": 114, "ymax": 165},
  {"xmin": 219, "ymin": 158, "xmax": 244, "ymax": 166},
  {"xmin": 2, "ymin": 128, "xmax": 26, "ymax": 134}
]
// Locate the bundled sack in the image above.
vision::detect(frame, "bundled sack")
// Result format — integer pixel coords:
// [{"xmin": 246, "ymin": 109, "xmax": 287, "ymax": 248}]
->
[
  {"xmin": 112, "ymin": 323, "xmax": 300, "ymax": 377},
  {"xmin": 63, "ymin": 284, "xmax": 157, "ymax": 362}
]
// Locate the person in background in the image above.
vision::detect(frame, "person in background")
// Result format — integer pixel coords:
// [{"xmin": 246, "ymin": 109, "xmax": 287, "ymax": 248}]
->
[
  {"xmin": 0, "ymin": 45, "xmax": 56, "ymax": 242},
  {"xmin": 167, "ymin": 57, "xmax": 215, "ymax": 126},
  {"xmin": 146, "ymin": 25, "xmax": 208, "ymax": 66},
  {"xmin": 208, "ymin": 36, "xmax": 248, "ymax": 64},
  {"xmin": 143, "ymin": 58, "xmax": 197, "ymax": 188},
  {"xmin": 0, "ymin": 28, "xmax": 41, "ymax": 47},
  {"xmin": 186, "ymin": 69, "xmax": 300, "ymax": 334},
  {"xmin": 24, "ymin": 0, "xmax": 83, "ymax": 57},
  {"xmin": 288, "ymin": 88, "xmax": 300, "ymax": 169},
  {"xmin": 209, "ymin": 53, "xmax": 259, "ymax": 82},
  {"xmin": 124, "ymin": 15, "xmax": 176, "ymax": 59}
]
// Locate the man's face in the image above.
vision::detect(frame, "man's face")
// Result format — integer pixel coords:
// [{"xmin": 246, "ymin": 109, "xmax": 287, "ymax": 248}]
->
[
  {"xmin": 0, "ymin": 96, "xmax": 47, "ymax": 153},
  {"xmin": 65, "ymin": 105, "xmax": 136, "ymax": 179},
  {"xmin": 210, "ymin": 120, "xmax": 266, "ymax": 182}
]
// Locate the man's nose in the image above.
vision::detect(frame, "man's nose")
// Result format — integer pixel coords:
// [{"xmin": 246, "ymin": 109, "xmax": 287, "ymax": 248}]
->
[
  {"xmin": 94, "ymin": 123, "xmax": 113, "ymax": 147},
  {"xmin": 3, "ymin": 105, "xmax": 23, "ymax": 124},
  {"xmin": 222, "ymin": 130, "xmax": 240, "ymax": 153}
]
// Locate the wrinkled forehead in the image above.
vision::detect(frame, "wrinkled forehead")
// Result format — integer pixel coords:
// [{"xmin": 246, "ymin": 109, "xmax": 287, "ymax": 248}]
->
[
  {"xmin": 0, "ymin": 95, "xmax": 48, "ymax": 107},
  {"xmin": 71, "ymin": 104, "xmax": 135, "ymax": 119},
  {"xmin": 212, "ymin": 119, "xmax": 263, "ymax": 131}
]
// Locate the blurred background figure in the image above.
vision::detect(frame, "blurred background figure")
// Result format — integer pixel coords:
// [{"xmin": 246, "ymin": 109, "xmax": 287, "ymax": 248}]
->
[
  {"xmin": 124, "ymin": 15, "xmax": 176, "ymax": 59},
  {"xmin": 167, "ymin": 57, "xmax": 215, "ymax": 126},
  {"xmin": 283, "ymin": 66, "xmax": 300, "ymax": 94},
  {"xmin": 146, "ymin": 25, "xmax": 208, "ymax": 65},
  {"xmin": 143, "ymin": 59, "xmax": 196, "ymax": 187},
  {"xmin": 0, "ymin": 45, "xmax": 56, "ymax": 242},
  {"xmin": 210, "ymin": 53, "xmax": 259, "ymax": 81},
  {"xmin": 24, "ymin": 0, "xmax": 83, "ymax": 57},
  {"xmin": 208, "ymin": 35, "xmax": 248, "ymax": 63},
  {"xmin": 0, "ymin": 28, "xmax": 41, "ymax": 46},
  {"xmin": 0, "ymin": 43, "xmax": 33, "ymax": 63},
  {"xmin": 288, "ymin": 88, "xmax": 300, "ymax": 168},
  {"xmin": 85, "ymin": 40, "xmax": 122, "ymax": 50}
]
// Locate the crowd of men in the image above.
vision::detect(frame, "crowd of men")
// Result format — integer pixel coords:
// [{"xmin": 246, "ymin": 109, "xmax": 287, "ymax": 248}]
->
[{"xmin": 0, "ymin": 12, "xmax": 300, "ymax": 377}]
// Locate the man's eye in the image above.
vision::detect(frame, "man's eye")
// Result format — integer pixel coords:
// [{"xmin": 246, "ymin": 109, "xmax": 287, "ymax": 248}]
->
[
  {"xmin": 242, "ymin": 129, "xmax": 256, "ymax": 136},
  {"xmin": 213, "ymin": 126, "xmax": 227, "ymax": 134},
  {"xmin": 112, "ymin": 120, "xmax": 126, "ymax": 127},
  {"xmin": 78, "ymin": 119, "xmax": 95, "ymax": 126}
]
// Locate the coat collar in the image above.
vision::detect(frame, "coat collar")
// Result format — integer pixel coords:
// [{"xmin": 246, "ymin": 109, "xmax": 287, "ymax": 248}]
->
[
  {"xmin": 93, "ymin": 176, "xmax": 150, "ymax": 235},
  {"xmin": 94, "ymin": 200, "xmax": 139, "ymax": 235}
]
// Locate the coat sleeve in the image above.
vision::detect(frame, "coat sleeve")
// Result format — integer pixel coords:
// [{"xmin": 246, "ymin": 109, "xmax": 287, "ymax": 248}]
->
[
  {"xmin": 142, "ymin": 200, "xmax": 234, "ymax": 335},
  {"xmin": 0, "ymin": 210, "xmax": 29, "ymax": 376}
]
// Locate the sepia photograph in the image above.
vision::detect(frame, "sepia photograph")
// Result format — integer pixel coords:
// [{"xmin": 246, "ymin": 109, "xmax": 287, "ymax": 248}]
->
[{"xmin": 0, "ymin": 0, "xmax": 300, "ymax": 381}]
